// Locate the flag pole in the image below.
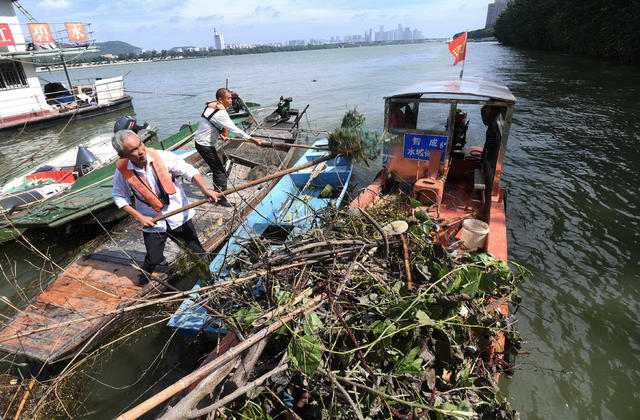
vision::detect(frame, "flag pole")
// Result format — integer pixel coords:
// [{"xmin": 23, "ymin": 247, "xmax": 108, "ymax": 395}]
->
[{"xmin": 459, "ymin": 33, "xmax": 467, "ymax": 79}]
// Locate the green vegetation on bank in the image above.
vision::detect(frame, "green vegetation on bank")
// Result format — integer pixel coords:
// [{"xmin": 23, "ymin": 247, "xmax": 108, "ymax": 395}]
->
[
  {"xmin": 34, "ymin": 38, "xmax": 438, "ymax": 67},
  {"xmin": 454, "ymin": 27, "xmax": 495, "ymax": 40},
  {"xmin": 494, "ymin": 0, "xmax": 640, "ymax": 64}
]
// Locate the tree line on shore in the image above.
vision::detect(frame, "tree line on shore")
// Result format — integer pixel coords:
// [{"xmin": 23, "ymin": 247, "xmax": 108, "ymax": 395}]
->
[
  {"xmin": 35, "ymin": 39, "xmax": 434, "ymax": 67},
  {"xmin": 493, "ymin": 0, "xmax": 640, "ymax": 64}
]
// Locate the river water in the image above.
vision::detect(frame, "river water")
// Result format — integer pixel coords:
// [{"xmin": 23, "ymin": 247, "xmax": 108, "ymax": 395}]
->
[{"xmin": 0, "ymin": 43, "xmax": 638, "ymax": 419}]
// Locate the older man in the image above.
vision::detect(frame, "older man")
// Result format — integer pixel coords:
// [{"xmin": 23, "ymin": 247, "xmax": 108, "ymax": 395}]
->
[
  {"xmin": 195, "ymin": 88, "xmax": 263, "ymax": 206},
  {"xmin": 111, "ymin": 130, "xmax": 220, "ymax": 285}
]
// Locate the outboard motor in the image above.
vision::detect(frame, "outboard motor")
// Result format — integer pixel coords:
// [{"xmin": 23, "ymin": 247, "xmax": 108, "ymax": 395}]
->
[
  {"xmin": 74, "ymin": 146, "xmax": 98, "ymax": 177},
  {"xmin": 230, "ymin": 91, "xmax": 243, "ymax": 113},
  {"xmin": 114, "ymin": 115, "xmax": 149, "ymax": 133},
  {"xmin": 276, "ymin": 96, "xmax": 293, "ymax": 119},
  {"xmin": 451, "ymin": 110, "xmax": 469, "ymax": 159}
]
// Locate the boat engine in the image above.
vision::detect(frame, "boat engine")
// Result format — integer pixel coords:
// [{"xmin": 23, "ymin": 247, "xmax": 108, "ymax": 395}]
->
[
  {"xmin": 113, "ymin": 115, "xmax": 149, "ymax": 134},
  {"xmin": 74, "ymin": 146, "xmax": 99, "ymax": 178},
  {"xmin": 230, "ymin": 91, "xmax": 244, "ymax": 113},
  {"xmin": 451, "ymin": 110, "xmax": 469, "ymax": 159},
  {"xmin": 276, "ymin": 96, "xmax": 293, "ymax": 119}
]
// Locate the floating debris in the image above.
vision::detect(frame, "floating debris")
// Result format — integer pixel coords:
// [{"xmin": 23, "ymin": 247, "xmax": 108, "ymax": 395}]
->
[{"xmin": 150, "ymin": 194, "xmax": 528, "ymax": 420}]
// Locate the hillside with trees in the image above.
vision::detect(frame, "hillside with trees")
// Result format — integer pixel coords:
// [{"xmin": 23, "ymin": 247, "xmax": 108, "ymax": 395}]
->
[
  {"xmin": 95, "ymin": 41, "xmax": 142, "ymax": 56},
  {"xmin": 493, "ymin": 0, "xmax": 640, "ymax": 64}
]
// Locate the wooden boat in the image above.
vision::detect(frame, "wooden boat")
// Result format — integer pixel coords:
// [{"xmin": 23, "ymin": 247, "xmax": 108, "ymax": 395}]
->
[
  {"xmin": 168, "ymin": 138, "xmax": 353, "ymax": 338},
  {"xmin": 0, "ymin": 104, "xmax": 258, "ymax": 244},
  {"xmin": 0, "ymin": 102, "xmax": 307, "ymax": 364},
  {"xmin": 0, "ymin": 1, "xmax": 133, "ymax": 132},
  {"xmin": 350, "ymin": 76, "xmax": 516, "ymax": 375}
]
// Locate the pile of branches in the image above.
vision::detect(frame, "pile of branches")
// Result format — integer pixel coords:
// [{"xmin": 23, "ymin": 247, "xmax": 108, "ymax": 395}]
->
[
  {"xmin": 328, "ymin": 108, "xmax": 385, "ymax": 164},
  {"xmin": 154, "ymin": 195, "xmax": 527, "ymax": 420}
]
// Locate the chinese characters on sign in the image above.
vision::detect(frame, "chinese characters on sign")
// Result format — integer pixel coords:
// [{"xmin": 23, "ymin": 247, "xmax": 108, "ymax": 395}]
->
[
  {"xmin": 0, "ymin": 24, "xmax": 15, "ymax": 47},
  {"xmin": 28, "ymin": 23, "xmax": 53, "ymax": 44},
  {"xmin": 403, "ymin": 134, "xmax": 448, "ymax": 162},
  {"xmin": 65, "ymin": 23, "xmax": 87, "ymax": 42}
]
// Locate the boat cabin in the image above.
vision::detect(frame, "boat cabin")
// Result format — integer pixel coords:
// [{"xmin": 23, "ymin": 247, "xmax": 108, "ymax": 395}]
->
[
  {"xmin": 383, "ymin": 77, "xmax": 515, "ymax": 209},
  {"xmin": 0, "ymin": 0, "xmax": 131, "ymax": 131},
  {"xmin": 351, "ymin": 77, "xmax": 517, "ymax": 257}
]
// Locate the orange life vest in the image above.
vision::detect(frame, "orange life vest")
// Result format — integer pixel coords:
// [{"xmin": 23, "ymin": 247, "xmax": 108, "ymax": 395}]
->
[
  {"xmin": 116, "ymin": 149, "xmax": 176, "ymax": 212},
  {"xmin": 202, "ymin": 100, "xmax": 228, "ymax": 138}
]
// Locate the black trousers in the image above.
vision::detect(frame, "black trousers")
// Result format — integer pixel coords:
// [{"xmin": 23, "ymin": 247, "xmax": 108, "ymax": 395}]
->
[
  {"xmin": 142, "ymin": 219, "xmax": 205, "ymax": 271},
  {"xmin": 195, "ymin": 142, "xmax": 227, "ymax": 192}
]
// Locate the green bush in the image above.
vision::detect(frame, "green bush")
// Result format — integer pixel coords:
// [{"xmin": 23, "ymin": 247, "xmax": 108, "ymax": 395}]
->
[{"xmin": 494, "ymin": 0, "xmax": 640, "ymax": 64}]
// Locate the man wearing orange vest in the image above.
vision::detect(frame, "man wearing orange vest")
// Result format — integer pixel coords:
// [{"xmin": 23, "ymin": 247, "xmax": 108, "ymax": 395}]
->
[
  {"xmin": 195, "ymin": 87, "xmax": 263, "ymax": 207},
  {"xmin": 112, "ymin": 130, "xmax": 221, "ymax": 285}
]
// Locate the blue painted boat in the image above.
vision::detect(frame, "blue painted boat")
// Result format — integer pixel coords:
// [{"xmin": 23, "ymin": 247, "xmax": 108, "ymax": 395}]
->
[{"xmin": 168, "ymin": 138, "xmax": 353, "ymax": 338}]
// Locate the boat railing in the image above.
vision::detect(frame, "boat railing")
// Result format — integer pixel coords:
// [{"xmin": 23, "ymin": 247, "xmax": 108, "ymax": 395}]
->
[
  {"xmin": 0, "ymin": 80, "xmax": 127, "ymax": 123},
  {"xmin": 5, "ymin": 22, "xmax": 98, "ymax": 54}
]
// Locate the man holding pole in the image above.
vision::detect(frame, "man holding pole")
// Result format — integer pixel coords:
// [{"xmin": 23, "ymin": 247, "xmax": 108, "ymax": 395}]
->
[
  {"xmin": 111, "ymin": 130, "xmax": 221, "ymax": 285},
  {"xmin": 195, "ymin": 87, "xmax": 263, "ymax": 207}
]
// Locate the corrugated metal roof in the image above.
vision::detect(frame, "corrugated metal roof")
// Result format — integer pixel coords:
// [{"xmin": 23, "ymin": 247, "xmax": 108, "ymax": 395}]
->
[{"xmin": 387, "ymin": 77, "xmax": 516, "ymax": 103}]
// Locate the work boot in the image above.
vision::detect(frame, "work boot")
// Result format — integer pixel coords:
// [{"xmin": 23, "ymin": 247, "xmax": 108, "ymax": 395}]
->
[
  {"xmin": 133, "ymin": 273, "xmax": 150, "ymax": 287},
  {"xmin": 217, "ymin": 198, "xmax": 233, "ymax": 207},
  {"xmin": 133, "ymin": 264, "xmax": 154, "ymax": 286}
]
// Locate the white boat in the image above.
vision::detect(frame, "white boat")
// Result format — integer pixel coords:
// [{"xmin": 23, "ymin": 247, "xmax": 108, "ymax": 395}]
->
[
  {"xmin": 0, "ymin": 127, "xmax": 156, "ymax": 215},
  {"xmin": 0, "ymin": 0, "xmax": 133, "ymax": 132}
]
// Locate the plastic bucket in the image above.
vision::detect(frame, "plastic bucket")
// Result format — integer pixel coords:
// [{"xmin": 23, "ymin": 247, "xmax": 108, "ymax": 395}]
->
[{"xmin": 461, "ymin": 219, "xmax": 490, "ymax": 251}]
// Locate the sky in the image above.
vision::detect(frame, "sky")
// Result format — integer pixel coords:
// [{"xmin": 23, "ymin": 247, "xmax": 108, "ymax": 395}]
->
[{"xmin": 14, "ymin": 0, "xmax": 489, "ymax": 50}]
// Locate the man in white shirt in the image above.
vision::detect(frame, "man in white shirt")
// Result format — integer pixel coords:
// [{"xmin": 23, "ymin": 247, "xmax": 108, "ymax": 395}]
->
[
  {"xmin": 195, "ymin": 88, "xmax": 263, "ymax": 206},
  {"xmin": 111, "ymin": 130, "xmax": 220, "ymax": 285}
]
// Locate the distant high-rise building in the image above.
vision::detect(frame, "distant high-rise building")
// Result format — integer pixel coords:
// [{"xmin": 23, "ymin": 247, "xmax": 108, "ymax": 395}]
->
[
  {"xmin": 214, "ymin": 27, "xmax": 225, "ymax": 50},
  {"xmin": 485, "ymin": 0, "xmax": 508, "ymax": 28}
]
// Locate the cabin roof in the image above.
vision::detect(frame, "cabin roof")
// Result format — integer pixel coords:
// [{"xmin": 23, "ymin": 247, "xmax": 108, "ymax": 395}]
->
[{"xmin": 387, "ymin": 77, "xmax": 516, "ymax": 103}]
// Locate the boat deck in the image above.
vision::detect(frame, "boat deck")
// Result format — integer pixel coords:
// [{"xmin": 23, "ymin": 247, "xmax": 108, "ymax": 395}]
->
[
  {"xmin": 0, "ymin": 97, "xmax": 133, "ymax": 131},
  {"xmin": 0, "ymin": 137, "xmax": 295, "ymax": 363}
]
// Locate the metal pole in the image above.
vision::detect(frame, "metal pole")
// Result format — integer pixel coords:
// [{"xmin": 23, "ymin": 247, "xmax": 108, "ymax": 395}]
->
[
  {"xmin": 459, "ymin": 35, "xmax": 467, "ymax": 79},
  {"xmin": 59, "ymin": 54, "xmax": 76, "ymax": 100}
]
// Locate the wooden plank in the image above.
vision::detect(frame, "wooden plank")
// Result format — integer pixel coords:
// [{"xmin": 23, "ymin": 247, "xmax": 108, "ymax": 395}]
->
[{"xmin": 0, "ymin": 128, "xmax": 297, "ymax": 363}]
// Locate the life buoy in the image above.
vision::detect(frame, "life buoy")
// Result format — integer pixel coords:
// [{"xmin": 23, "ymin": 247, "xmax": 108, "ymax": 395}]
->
[
  {"xmin": 116, "ymin": 149, "xmax": 176, "ymax": 212},
  {"xmin": 202, "ymin": 100, "xmax": 229, "ymax": 138}
]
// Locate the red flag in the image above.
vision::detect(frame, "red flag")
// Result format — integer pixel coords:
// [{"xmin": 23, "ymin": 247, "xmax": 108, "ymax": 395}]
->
[{"xmin": 448, "ymin": 32, "xmax": 467, "ymax": 66}]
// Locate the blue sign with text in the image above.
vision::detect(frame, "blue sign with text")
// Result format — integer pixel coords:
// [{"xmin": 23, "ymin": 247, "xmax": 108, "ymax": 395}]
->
[{"xmin": 402, "ymin": 134, "xmax": 448, "ymax": 161}]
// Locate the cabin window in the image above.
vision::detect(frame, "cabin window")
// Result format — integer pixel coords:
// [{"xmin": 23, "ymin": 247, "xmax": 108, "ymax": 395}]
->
[
  {"xmin": 0, "ymin": 61, "xmax": 28, "ymax": 90},
  {"xmin": 388, "ymin": 100, "xmax": 450, "ymax": 135}
]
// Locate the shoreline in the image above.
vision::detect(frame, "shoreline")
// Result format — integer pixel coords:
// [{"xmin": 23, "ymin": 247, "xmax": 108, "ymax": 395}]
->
[
  {"xmin": 35, "ymin": 38, "xmax": 451, "ymax": 73},
  {"xmin": 35, "ymin": 57, "xmax": 173, "ymax": 72}
]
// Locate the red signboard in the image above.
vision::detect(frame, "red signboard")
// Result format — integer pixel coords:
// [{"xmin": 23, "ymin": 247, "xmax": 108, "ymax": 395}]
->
[
  {"xmin": 0, "ymin": 24, "xmax": 15, "ymax": 47},
  {"xmin": 65, "ymin": 22, "xmax": 87, "ymax": 42},
  {"xmin": 28, "ymin": 23, "xmax": 54, "ymax": 44}
]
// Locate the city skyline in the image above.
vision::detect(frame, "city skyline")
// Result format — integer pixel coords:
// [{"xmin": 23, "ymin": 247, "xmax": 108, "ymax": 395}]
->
[{"xmin": 14, "ymin": 0, "xmax": 489, "ymax": 50}]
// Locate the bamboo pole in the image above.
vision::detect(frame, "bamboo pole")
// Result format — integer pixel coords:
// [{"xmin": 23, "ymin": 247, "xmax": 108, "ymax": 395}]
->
[
  {"xmin": 13, "ymin": 377, "xmax": 36, "ymax": 420},
  {"xmin": 400, "ymin": 233, "xmax": 413, "ymax": 291},
  {"xmin": 227, "ymin": 138, "xmax": 329, "ymax": 151},
  {"xmin": 151, "ymin": 154, "xmax": 335, "ymax": 223},
  {"xmin": 0, "ymin": 258, "xmax": 328, "ymax": 344},
  {"xmin": 116, "ymin": 293, "xmax": 327, "ymax": 420}
]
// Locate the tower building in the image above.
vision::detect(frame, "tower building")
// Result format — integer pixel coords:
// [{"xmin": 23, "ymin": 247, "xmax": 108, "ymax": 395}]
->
[
  {"xmin": 485, "ymin": 0, "xmax": 508, "ymax": 28},
  {"xmin": 214, "ymin": 27, "xmax": 224, "ymax": 50}
]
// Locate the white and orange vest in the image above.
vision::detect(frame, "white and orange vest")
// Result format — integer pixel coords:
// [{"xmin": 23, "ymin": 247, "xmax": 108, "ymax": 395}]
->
[
  {"xmin": 202, "ymin": 100, "xmax": 228, "ymax": 138},
  {"xmin": 115, "ymin": 149, "xmax": 176, "ymax": 212}
]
